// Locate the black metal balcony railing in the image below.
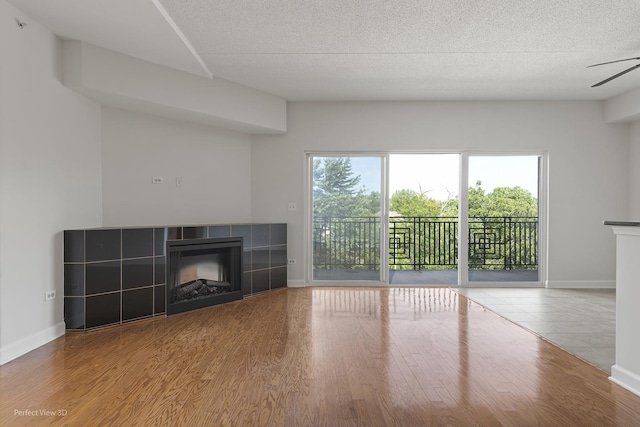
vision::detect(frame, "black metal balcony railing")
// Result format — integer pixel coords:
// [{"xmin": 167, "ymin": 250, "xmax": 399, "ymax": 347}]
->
[{"xmin": 313, "ymin": 216, "xmax": 538, "ymax": 271}]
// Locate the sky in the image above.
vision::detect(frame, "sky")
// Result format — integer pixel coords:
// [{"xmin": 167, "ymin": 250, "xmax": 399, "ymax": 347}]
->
[{"xmin": 349, "ymin": 154, "xmax": 539, "ymax": 201}]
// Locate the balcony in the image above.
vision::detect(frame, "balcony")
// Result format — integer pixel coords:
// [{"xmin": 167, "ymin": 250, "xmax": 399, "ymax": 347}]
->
[{"xmin": 313, "ymin": 216, "xmax": 539, "ymax": 284}]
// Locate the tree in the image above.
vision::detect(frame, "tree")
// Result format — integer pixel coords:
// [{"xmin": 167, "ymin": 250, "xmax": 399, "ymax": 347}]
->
[
  {"xmin": 390, "ymin": 189, "xmax": 442, "ymax": 217},
  {"xmin": 313, "ymin": 158, "xmax": 378, "ymax": 217},
  {"xmin": 312, "ymin": 164, "xmax": 539, "ymax": 271},
  {"xmin": 313, "ymin": 158, "xmax": 381, "ymax": 270},
  {"xmin": 389, "ymin": 181, "xmax": 538, "ymax": 271},
  {"xmin": 440, "ymin": 189, "xmax": 459, "ymax": 217},
  {"xmin": 468, "ymin": 181, "xmax": 537, "ymax": 218},
  {"xmin": 467, "ymin": 181, "xmax": 538, "ymax": 270},
  {"xmin": 389, "ymin": 189, "xmax": 457, "ymax": 271}
]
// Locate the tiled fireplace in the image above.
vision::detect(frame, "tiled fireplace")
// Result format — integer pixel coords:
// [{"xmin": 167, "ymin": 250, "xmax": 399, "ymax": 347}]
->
[{"xmin": 64, "ymin": 223, "xmax": 287, "ymax": 331}]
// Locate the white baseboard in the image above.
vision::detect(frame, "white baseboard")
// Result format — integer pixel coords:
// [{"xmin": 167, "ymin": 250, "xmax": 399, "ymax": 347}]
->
[
  {"xmin": 0, "ymin": 322, "xmax": 66, "ymax": 365},
  {"xmin": 287, "ymin": 280, "xmax": 306, "ymax": 288},
  {"xmin": 610, "ymin": 365, "xmax": 640, "ymax": 397},
  {"xmin": 546, "ymin": 280, "xmax": 615, "ymax": 289}
]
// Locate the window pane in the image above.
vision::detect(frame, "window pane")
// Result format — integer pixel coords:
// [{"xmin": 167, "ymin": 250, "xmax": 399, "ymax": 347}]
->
[
  {"xmin": 312, "ymin": 156, "xmax": 382, "ymax": 281},
  {"xmin": 467, "ymin": 156, "xmax": 540, "ymax": 283}
]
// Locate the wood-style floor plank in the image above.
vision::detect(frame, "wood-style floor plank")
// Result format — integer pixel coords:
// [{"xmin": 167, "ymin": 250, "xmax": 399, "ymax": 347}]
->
[{"xmin": 1, "ymin": 287, "xmax": 640, "ymax": 426}]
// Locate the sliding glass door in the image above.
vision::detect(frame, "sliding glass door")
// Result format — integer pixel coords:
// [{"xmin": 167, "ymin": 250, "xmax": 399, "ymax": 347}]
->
[
  {"xmin": 308, "ymin": 152, "xmax": 545, "ymax": 286},
  {"xmin": 388, "ymin": 154, "xmax": 459, "ymax": 285},
  {"xmin": 311, "ymin": 155, "xmax": 386, "ymax": 282}
]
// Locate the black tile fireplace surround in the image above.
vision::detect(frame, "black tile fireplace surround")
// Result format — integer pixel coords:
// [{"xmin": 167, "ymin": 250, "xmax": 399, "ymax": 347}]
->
[{"xmin": 64, "ymin": 223, "xmax": 287, "ymax": 331}]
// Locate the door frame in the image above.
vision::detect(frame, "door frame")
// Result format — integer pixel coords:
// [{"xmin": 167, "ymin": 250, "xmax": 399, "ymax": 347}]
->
[{"xmin": 459, "ymin": 151, "xmax": 547, "ymax": 288}]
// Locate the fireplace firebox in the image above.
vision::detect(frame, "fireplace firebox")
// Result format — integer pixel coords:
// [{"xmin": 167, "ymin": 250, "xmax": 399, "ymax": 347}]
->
[{"xmin": 166, "ymin": 237, "xmax": 243, "ymax": 315}]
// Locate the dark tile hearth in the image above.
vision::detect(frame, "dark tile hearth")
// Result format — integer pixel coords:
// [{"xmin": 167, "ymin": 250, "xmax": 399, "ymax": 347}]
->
[
  {"xmin": 122, "ymin": 258, "xmax": 153, "ymax": 290},
  {"xmin": 64, "ymin": 223, "xmax": 287, "ymax": 331},
  {"xmin": 85, "ymin": 292, "xmax": 120, "ymax": 329},
  {"xmin": 85, "ymin": 229, "xmax": 121, "ymax": 262},
  {"xmin": 86, "ymin": 261, "xmax": 121, "ymax": 295},
  {"xmin": 122, "ymin": 287, "xmax": 154, "ymax": 322},
  {"xmin": 122, "ymin": 228, "xmax": 153, "ymax": 258}
]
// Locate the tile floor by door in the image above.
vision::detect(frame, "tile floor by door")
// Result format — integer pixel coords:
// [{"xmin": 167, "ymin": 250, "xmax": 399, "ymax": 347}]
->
[{"xmin": 454, "ymin": 287, "xmax": 615, "ymax": 372}]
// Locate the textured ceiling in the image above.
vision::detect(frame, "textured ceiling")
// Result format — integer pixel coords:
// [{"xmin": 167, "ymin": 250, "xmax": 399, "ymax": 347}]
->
[
  {"xmin": 9, "ymin": 0, "xmax": 640, "ymax": 101},
  {"xmin": 7, "ymin": 0, "xmax": 210, "ymax": 77}
]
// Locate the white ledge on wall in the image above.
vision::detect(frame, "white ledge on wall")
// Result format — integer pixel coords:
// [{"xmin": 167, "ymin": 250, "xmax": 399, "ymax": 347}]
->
[
  {"xmin": 61, "ymin": 41, "xmax": 287, "ymax": 135},
  {"xmin": 604, "ymin": 87, "xmax": 640, "ymax": 124}
]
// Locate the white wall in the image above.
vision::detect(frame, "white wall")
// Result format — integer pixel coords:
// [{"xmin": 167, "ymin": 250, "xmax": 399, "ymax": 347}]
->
[
  {"xmin": 101, "ymin": 107, "xmax": 252, "ymax": 226},
  {"xmin": 62, "ymin": 41, "xmax": 288, "ymax": 134},
  {"xmin": 251, "ymin": 101, "xmax": 629, "ymax": 286},
  {"xmin": 629, "ymin": 121, "xmax": 640, "ymax": 219},
  {"xmin": 0, "ymin": 0, "xmax": 103, "ymax": 364}
]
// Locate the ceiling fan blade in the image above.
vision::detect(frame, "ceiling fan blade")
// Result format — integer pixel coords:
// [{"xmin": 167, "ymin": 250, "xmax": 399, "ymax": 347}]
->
[
  {"xmin": 587, "ymin": 57, "xmax": 640, "ymax": 68},
  {"xmin": 591, "ymin": 63, "xmax": 640, "ymax": 87}
]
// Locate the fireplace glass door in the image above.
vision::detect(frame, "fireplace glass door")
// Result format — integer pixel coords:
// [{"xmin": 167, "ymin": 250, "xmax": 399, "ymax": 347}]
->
[{"xmin": 166, "ymin": 237, "xmax": 243, "ymax": 314}]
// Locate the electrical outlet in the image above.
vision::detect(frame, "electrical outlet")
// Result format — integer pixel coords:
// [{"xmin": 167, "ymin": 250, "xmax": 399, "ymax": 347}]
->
[
  {"xmin": 288, "ymin": 259, "xmax": 296, "ymax": 265},
  {"xmin": 45, "ymin": 290, "xmax": 56, "ymax": 301},
  {"xmin": 152, "ymin": 177, "xmax": 164, "ymax": 184}
]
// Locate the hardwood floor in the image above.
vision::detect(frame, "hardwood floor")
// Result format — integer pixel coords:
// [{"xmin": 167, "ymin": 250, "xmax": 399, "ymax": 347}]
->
[{"xmin": 1, "ymin": 287, "xmax": 639, "ymax": 426}]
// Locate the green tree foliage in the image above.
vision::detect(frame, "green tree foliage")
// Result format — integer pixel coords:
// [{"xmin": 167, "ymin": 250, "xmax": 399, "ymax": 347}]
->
[
  {"xmin": 468, "ymin": 181, "xmax": 537, "ymax": 218},
  {"xmin": 389, "ymin": 189, "xmax": 442, "ymax": 217},
  {"xmin": 312, "ymin": 159, "xmax": 539, "ymax": 272},
  {"xmin": 467, "ymin": 181, "xmax": 538, "ymax": 270},
  {"xmin": 389, "ymin": 181, "xmax": 538, "ymax": 271},
  {"xmin": 313, "ymin": 158, "xmax": 381, "ymax": 270},
  {"xmin": 391, "ymin": 181, "xmax": 538, "ymax": 219},
  {"xmin": 363, "ymin": 191, "xmax": 382, "ymax": 216},
  {"xmin": 389, "ymin": 188, "xmax": 458, "ymax": 270},
  {"xmin": 313, "ymin": 158, "xmax": 379, "ymax": 217}
]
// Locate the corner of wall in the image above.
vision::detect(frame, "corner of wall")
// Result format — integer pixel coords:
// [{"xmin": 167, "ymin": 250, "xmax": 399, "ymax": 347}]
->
[{"xmin": 0, "ymin": 322, "xmax": 65, "ymax": 365}]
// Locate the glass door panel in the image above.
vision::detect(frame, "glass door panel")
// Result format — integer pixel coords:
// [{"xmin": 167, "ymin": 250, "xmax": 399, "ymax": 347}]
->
[
  {"xmin": 388, "ymin": 154, "xmax": 459, "ymax": 285},
  {"xmin": 467, "ymin": 156, "xmax": 541, "ymax": 283},
  {"xmin": 311, "ymin": 156, "xmax": 384, "ymax": 282}
]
